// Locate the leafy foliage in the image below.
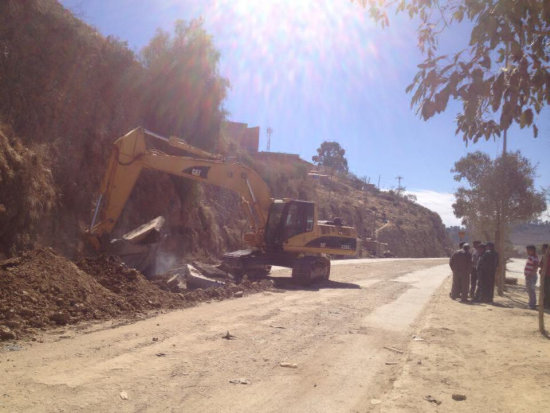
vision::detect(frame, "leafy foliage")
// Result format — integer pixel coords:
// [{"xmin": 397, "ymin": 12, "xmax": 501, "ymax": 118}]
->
[
  {"xmin": 452, "ymin": 151, "xmax": 547, "ymax": 236},
  {"xmin": 357, "ymin": 0, "xmax": 550, "ymax": 142},
  {"xmin": 312, "ymin": 141, "xmax": 349, "ymax": 174},
  {"xmin": 140, "ymin": 19, "xmax": 229, "ymax": 150}
]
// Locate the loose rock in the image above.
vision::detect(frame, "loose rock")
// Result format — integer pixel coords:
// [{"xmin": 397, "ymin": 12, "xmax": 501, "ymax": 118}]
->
[
  {"xmin": 229, "ymin": 378, "xmax": 250, "ymax": 384},
  {"xmin": 424, "ymin": 395, "xmax": 442, "ymax": 405},
  {"xmin": 0, "ymin": 326, "xmax": 16, "ymax": 341}
]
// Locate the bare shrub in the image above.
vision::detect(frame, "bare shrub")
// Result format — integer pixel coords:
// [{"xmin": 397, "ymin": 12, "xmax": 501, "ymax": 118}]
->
[{"xmin": 0, "ymin": 125, "xmax": 56, "ymax": 254}]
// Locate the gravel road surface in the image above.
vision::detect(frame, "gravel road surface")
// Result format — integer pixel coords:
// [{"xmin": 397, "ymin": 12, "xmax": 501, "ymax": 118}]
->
[{"xmin": 0, "ymin": 258, "xmax": 448, "ymax": 412}]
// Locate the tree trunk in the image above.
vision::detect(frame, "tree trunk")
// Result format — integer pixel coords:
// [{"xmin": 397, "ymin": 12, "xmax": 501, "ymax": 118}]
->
[
  {"xmin": 495, "ymin": 216, "xmax": 505, "ymax": 296},
  {"xmin": 539, "ymin": 249, "xmax": 549, "ymax": 335}
]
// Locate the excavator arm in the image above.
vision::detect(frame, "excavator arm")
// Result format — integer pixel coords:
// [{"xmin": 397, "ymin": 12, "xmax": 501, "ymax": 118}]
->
[{"xmin": 89, "ymin": 127, "xmax": 272, "ymax": 249}]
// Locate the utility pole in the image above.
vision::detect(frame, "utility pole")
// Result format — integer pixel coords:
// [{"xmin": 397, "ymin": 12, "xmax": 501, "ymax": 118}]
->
[
  {"xmin": 396, "ymin": 175, "xmax": 404, "ymax": 195},
  {"xmin": 266, "ymin": 127, "xmax": 273, "ymax": 152}
]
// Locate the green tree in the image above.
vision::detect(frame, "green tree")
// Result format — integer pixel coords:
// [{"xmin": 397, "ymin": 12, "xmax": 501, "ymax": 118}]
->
[
  {"xmin": 357, "ymin": 0, "xmax": 550, "ymax": 142},
  {"xmin": 452, "ymin": 151, "xmax": 546, "ymax": 291},
  {"xmin": 140, "ymin": 19, "xmax": 229, "ymax": 150},
  {"xmin": 312, "ymin": 141, "xmax": 349, "ymax": 174}
]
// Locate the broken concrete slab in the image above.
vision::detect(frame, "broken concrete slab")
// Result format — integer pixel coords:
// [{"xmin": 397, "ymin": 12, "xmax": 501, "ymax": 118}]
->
[
  {"xmin": 192, "ymin": 261, "xmax": 229, "ymax": 280},
  {"xmin": 166, "ymin": 273, "xmax": 187, "ymax": 292},
  {"xmin": 122, "ymin": 216, "xmax": 165, "ymax": 244},
  {"xmin": 186, "ymin": 265, "xmax": 226, "ymax": 290}
]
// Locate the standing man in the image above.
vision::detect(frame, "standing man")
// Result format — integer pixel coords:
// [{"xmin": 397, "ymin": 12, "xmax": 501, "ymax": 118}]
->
[
  {"xmin": 470, "ymin": 240, "xmax": 482, "ymax": 299},
  {"xmin": 477, "ymin": 242, "xmax": 498, "ymax": 303},
  {"xmin": 450, "ymin": 242, "xmax": 472, "ymax": 303}
]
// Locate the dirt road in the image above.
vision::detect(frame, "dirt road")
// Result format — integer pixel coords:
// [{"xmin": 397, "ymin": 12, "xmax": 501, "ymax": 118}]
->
[{"xmin": 0, "ymin": 258, "xmax": 447, "ymax": 412}]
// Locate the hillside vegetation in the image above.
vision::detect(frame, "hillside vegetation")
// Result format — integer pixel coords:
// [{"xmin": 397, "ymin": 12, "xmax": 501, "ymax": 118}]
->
[{"xmin": 0, "ymin": 0, "xmax": 451, "ymax": 261}]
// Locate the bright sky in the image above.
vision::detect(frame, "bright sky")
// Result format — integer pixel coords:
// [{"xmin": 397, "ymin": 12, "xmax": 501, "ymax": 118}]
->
[{"xmin": 60, "ymin": 0, "xmax": 549, "ymax": 226}]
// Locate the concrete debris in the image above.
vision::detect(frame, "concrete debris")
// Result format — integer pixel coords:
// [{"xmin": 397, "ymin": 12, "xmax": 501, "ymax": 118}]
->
[
  {"xmin": 222, "ymin": 331, "xmax": 237, "ymax": 340},
  {"xmin": 0, "ymin": 326, "xmax": 16, "ymax": 340},
  {"xmin": 370, "ymin": 399, "xmax": 382, "ymax": 405},
  {"xmin": 166, "ymin": 273, "xmax": 187, "ymax": 292},
  {"xmin": 192, "ymin": 262, "xmax": 229, "ymax": 280},
  {"xmin": 119, "ymin": 391, "xmax": 129, "ymax": 400},
  {"xmin": 229, "ymin": 378, "xmax": 250, "ymax": 385},
  {"xmin": 383, "ymin": 346, "xmax": 404, "ymax": 354},
  {"xmin": 424, "ymin": 395, "xmax": 442, "ymax": 405},
  {"xmin": 186, "ymin": 264, "xmax": 226, "ymax": 290}
]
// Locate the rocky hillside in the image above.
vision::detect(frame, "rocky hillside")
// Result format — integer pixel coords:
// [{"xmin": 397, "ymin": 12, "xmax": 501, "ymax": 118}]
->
[
  {"xmin": 0, "ymin": 0, "xmax": 452, "ymax": 262},
  {"xmin": 258, "ymin": 159, "xmax": 451, "ymax": 258}
]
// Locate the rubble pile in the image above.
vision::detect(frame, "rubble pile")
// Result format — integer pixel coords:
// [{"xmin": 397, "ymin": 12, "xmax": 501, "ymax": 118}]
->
[
  {"xmin": 0, "ymin": 249, "xmax": 132, "ymax": 340},
  {"xmin": 0, "ymin": 249, "xmax": 275, "ymax": 341},
  {"xmin": 75, "ymin": 255, "xmax": 185, "ymax": 310}
]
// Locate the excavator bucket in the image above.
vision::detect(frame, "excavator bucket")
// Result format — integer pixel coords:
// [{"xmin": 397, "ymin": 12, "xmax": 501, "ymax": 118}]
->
[{"xmin": 108, "ymin": 216, "xmax": 165, "ymax": 277}]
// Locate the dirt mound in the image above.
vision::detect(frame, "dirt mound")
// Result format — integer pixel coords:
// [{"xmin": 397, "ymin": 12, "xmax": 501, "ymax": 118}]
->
[
  {"xmin": 0, "ymin": 249, "xmax": 274, "ymax": 341},
  {"xmin": 0, "ymin": 249, "xmax": 131, "ymax": 340},
  {"xmin": 75, "ymin": 256, "xmax": 185, "ymax": 310}
]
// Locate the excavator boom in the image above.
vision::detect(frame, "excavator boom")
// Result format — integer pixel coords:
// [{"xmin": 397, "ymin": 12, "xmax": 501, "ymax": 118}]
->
[{"xmin": 90, "ymin": 127, "xmax": 271, "ymax": 248}]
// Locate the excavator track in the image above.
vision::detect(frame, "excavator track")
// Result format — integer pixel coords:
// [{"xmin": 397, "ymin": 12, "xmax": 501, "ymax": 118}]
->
[{"xmin": 291, "ymin": 256, "xmax": 330, "ymax": 286}]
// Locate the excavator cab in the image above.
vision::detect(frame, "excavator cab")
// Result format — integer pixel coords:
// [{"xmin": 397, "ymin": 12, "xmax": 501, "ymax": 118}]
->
[{"xmin": 264, "ymin": 200, "xmax": 315, "ymax": 251}]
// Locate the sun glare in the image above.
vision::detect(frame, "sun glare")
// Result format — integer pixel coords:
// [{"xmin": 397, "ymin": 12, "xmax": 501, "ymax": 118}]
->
[{"xmin": 201, "ymin": 0, "xmax": 388, "ymax": 104}]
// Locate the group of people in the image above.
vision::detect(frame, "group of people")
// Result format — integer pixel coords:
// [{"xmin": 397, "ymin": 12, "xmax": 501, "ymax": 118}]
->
[
  {"xmin": 524, "ymin": 243, "xmax": 550, "ymax": 309},
  {"xmin": 449, "ymin": 241, "xmax": 498, "ymax": 304},
  {"xmin": 450, "ymin": 241, "xmax": 550, "ymax": 309}
]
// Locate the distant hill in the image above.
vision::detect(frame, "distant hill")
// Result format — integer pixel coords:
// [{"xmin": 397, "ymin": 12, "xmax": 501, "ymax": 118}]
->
[
  {"xmin": 446, "ymin": 222, "xmax": 550, "ymax": 256},
  {"xmin": 509, "ymin": 222, "xmax": 550, "ymax": 249}
]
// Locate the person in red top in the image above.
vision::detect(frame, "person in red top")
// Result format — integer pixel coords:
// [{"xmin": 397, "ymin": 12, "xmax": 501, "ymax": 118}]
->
[
  {"xmin": 540, "ymin": 244, "xmax": 550, "ymax": 309},
  {"xmin": 524, "ymin": 245, "xmax": 539, "ymax": 309}
]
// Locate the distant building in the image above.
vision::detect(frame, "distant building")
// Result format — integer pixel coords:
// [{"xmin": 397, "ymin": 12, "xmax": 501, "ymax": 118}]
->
[
  {"xmin": 222, "ymin": 121, "xmax": 313, "ymax": 169},
  {"xmin": 222, "ymin": 121, "xmax": 259, "ymax": 153},
  {"xmin": 255, "ymin": 151, "xmax": 312, "ymax": 166}
]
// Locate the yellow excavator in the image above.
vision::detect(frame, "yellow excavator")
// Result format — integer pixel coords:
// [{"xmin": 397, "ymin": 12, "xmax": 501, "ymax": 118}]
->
[{"xmin": 88, "ymin": 127, "xmax": 358, "ymax": 285}]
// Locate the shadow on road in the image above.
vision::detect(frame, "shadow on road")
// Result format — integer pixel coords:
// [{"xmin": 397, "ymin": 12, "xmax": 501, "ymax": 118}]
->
[
  {"xmin": 468, "ymin": 283, "xmax": 550, "ymax": 315},
  {"xmin": 268, "ymin": 276, "xmax": 361, "ymax": 291}
]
